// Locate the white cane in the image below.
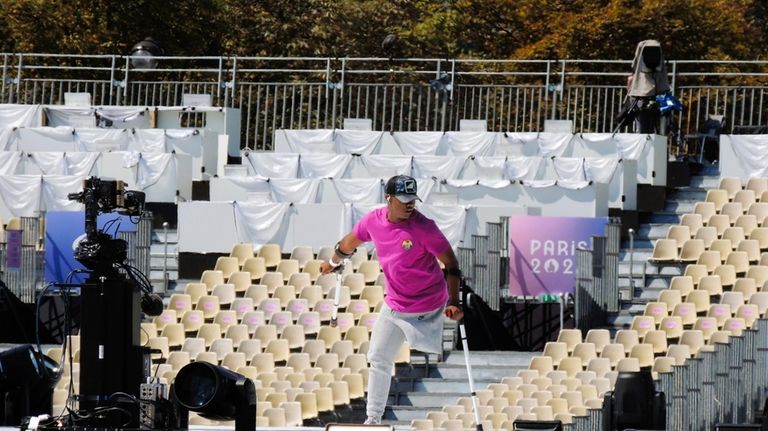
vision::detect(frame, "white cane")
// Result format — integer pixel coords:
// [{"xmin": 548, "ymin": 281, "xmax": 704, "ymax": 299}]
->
[{"xmin": 459, "ymin": 319, "xmax": 484, "ymax": 431}]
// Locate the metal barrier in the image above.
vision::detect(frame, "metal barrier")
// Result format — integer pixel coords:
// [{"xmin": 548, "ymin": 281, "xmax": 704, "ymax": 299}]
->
[
  {"xmin": 574, "ymin": 218, "xmax": 621, "ymax": 332},
  {"xmin": 0, "ymin": 216, "xmax": 40, "ymax": 302},
  {"xmin": 3, "ymin": 54, "xmax": 768, "ymax": 150}
]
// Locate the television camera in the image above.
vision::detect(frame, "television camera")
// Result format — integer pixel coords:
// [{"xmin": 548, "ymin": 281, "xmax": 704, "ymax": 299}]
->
[{"xmin": 67, "ymin": 177, "xmax": 145, "ymax": 273}]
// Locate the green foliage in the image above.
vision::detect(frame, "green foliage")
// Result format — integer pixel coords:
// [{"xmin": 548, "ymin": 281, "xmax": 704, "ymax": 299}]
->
[{"xmin": 0, "ymin": 0, "xmax": 764, "ymax": 60}]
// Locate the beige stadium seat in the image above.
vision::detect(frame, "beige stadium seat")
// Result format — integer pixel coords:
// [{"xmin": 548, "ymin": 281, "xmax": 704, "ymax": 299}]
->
[
  {"xmin": 260, "ymin": 272, "xmax": 285, "ymax": 294},
  {"xmin": 529, "ymin": 356, "xmax": 554, "ymax": 375},
  {"xmin": 213, "ymin": 310, "xmax": 238, "ymax": 333},
  {"xmin": 694, "ymin": 202, "xmax": 717, "ymax": 224},
  {"xmin": 658, "ymin": 289, "xmax": 683, "ymax": 309},
  {"xmin": 719, "ymin": 177, "xmax": 742, "ymax": 199},
  {"xmin": 681, "ymin": 213, "xmax": 704, "ymax": 236},
  {"xmin": 705, "ymin": 189, "xmax": 728, "ymax": 212},
  {"xmin": 726, "ymin": 251, "xmax": 750, "ymax": 274},
  {"xmin": 349, "ymin": 246, "xmax": 369, "ymax": 270},
  {"xmin": 357, "ymin": 260, "xmax": 382, "ymax": 284},
  {"xmin": 184, "ymin": 283, "xmax": 208, "ymax": 303},
  {"xmin": 599, "ymin": 343, "xmax": 626, "ymax": 368},
  {"xmin": 222, "ymin": 352, "xmax": 248, "ymax": 371},
  {"xmin": 196, "ymin": 295, "xmax": 221, "ymax": 319},
  {"xmin": 685, "ymin": 290, "xmax": 711, "ymax": 314},
  {"xmin": 238, "ymin": 339, "xmax": 262, "ymax": 358},
  {"xmin": 747, "ymin": 202, "xmax": 768, "ymax": 224},
  {"xmin": 693, "ymin": 226, "xmax": 718, "ymax": 249},
  {"xmin": 258, "ymin": 243, "xmax": 283, "ymax": 269},
  {"xmin": 586, "ymin": 358, "xmax": 611, "ymax": 378},
  {"xmin": 750, "ymin": 228, "xmax": 768, "ymax": 250},
  {"xmin": 168, "ymin": 293, "xmax": 193, "ymax": 315},
  {"xmin": 214, "ymin": 256, "xmax": 239, "ymax": 279},
  {"xmin": 660, "ymin": 316, "xmax": 684, "ymax": 339},
  {"xmin": 230, "ymin": 242, "xmax": 255, "ymax": 266},
  {"xmin": 696, "ymin": 250, "xmax": 722, "ymax": 272},
  {"xmin": 735, "ymin": 304, "xmax": 760, "ymax": 327},
  {"xmin": 614, "ymin": 329, "xmax": 640, "ymax": 352},
  {"xmin": 287, "ymin": 272, "xmax": 311, "ymax": 291},
  {"xmin": 277, "ymin": 259, "xmax": 300, "ymax": 282},
  {"xmin": 256, "ymin": 298, "xmax": 281, "ymax": 320},
  {"xmin": 542, "ymin": 342, "xmax": 569, "ymax": 367},
  {"xmin": 643, "ymin": 302, "xmax": 668, "ymax": 324},
  {"xmin": 209, "ymin": 338, "xmax": 234, "ymax": 361},
  {"xmin": 733, "ymin": 278, "xmax": 758, "ymax": 300},
  {"xmin": 720, "ymin": 202, "xmax": 745, "ymax": 225},
  {"xmin": 738, "ymin": 239, "xmax": 761, "ymax": 263},
  {"xmin": 707, "ymin": 303, "xmax": 732, "ymax": 328},
  {"xmin": 212, "ymin": 283, "xmax": 236, "ymax": 306},
  {"xmin": 572, "ymin": 343, "xmax": 597, "ymax": 367},
  {"xmin": 630, "ymin": 316, "xmax": 656, "ymax": 338},
  {"xmin": 517, "ymin": 369, "xmax": 540, "ymax": 384},
  {"xmin": 749, "ymin": 292, "xmax": 768, "ymax": 315},
  {"xmin": 649, "ymin": 239, "xmax": 678, "ymax": 262},
  {"xmin": 302, "ymin": 259, "xmax": 323, "ymax": 283},
  {"xmin": 721, "ymin": 291, "xmax": 745, "ymax": 309},
  {"xmin": 160, "ymin": 323, "xmax": 185, "ymax": 349},
  {"xmin": 224, "ymin": 324, "xmax": 249, "ymax": 348},
  {"xmin": 244, "ymin": 284, "xmax": 269, "ymax": 304},
  {"xmin": 200, "ymin": 270, "xmax": 225, "ymax": 292},
  {"xmin": 666, "ymin": 225, "xmax": 691, "ymax": 249},
  {"xmin": 316, "ymin": 246, "xmax": 334, "ymax": 262},
  {"xmin": 642, "ymin": 330, "xmax": 668, "ymax": 354},
  {"xmin": 712, "ymin": 264, "xmax": 737, "ymax": 287},
  {"xmin": 679, "ymin": 239, "xmax": 705, "ymax": 263},
  {"xmin": 230, "ymin": 297, "xmax": 254, "ymax": 319},
  {"xmin": 672, "ymin": 301, "xmax": 700, "ymax": 326},
  {"xmin": 298, "ymin": 285, "xmax": 324, "ymax": 308},
  {"xmin": 227, "ymin": 271, "xmax": 252, "ymax": 295},
  {"xmin": 289, "ymin": 246, "xmax": 315, "ymax": 269},
  {"xmin": 746, "ymin": 177, "xmax": 768, "ymax": 196},
  {"xmin": 667, "ymin": 344, "xmax": 691, "ymax": 365},
  {"xmin": 181, "ymin": 337, "xmax": 205, "ymax": 359},
  {"xmin": 241, "ymin": 310, "xmax": 266, "ymax": 334},
  {"xmin": 747, "ymin": 265, "xmax": 768, "ymax": 287},
  {"xmin": 629, "ymin": 343, "xmax": 654, "ymax": 368},
  {"xmin": 297, "ymin": 311, "xmax": 321, "ymax": 335},
  {"xmin": 242, "ymin": 257, "xmax": 267, "ymax": 281},
  {"xmin": 616, "ymin": 357, "xmax": 641, "ymax": 372},
  {"xmin": 721, "ymin": 228, "xmax": 744, "ymax": 249},
  {"xmin": 342, "ymin": 273, "xmax": 366, "ymax": 297},
  {"xmin": 735, "ymin": 214, "xmax": 759, "ymax": 236},
  {"xmin": 584, "ymin": 329, "xmax": 611, "ymax": 354},
  {"xmin": 531, "ymin": 376, "xmax": 552, "ymax": 391},
  {"xmin": 146, "ymin": 337, "xmax": 169, "ymax": 362},
  {"xmin": 360, "ymin": 285, "xmax": 384, "ymax": 310},
  {"xmin": 684, "ymin": 264, "xmax": 709, "ymax": 286},
  {"xmin": 652, "ymin": 356, "xmax": 676, "ymax": 376},
  {"xmin": 154, "ymin": 309, "xmax": 177, "ymax": 330},
  {"xmin": 556, "ymin": 329, "xmax": 582, "ymax": 353},
  {"xmin": 557, "ymin": 357, "xmax": 583, "ymax": 378}
]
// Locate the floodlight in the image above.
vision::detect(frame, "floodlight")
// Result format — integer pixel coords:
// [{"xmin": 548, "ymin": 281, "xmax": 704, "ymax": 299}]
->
[{"xmin": 130, "ymin": 37, "xmax": 163, "ymax": 69}]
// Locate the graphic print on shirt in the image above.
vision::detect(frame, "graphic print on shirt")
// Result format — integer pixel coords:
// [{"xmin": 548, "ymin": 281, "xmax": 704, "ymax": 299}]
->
[{"xmin": 401, "ymin": 239, "xmax": 413, "ymax": 250}]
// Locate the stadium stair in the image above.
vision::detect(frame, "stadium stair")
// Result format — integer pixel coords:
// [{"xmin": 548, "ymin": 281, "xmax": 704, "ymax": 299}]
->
[{"xmin": 611, "ymin": 163, "xmax": 720, "ymax": 329}]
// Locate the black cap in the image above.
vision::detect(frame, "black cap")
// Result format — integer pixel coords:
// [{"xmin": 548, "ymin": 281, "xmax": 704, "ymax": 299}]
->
[{"xmin": 385, "ymin": 175, "xmax": 421, "ymax": 203}]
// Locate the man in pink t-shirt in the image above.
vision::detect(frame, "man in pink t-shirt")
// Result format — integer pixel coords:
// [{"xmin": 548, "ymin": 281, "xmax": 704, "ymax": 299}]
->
[{"xmin": 321, "ymin": 175, "xmax": 463, "ymax": 425}]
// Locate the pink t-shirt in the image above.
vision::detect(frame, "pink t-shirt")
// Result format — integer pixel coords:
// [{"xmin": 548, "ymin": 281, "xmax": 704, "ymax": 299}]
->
[{"xmin": 353, "ymin": 208, "xmax": 451, "ymax": 313}]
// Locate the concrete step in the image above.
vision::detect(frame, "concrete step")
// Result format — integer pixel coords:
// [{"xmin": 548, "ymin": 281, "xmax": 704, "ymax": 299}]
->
[
  {"xmin": 617, "ymin": 262, "xmax": 682, "ymax": 276},
  {"xmin": 663, "ymin": 201, "xmax": 697, "ymax": 214},
  {"xmin": 440, "ymin": 350, "xmax": 537, "ymax": 367},
  {"xmin": 666, "ymin": 189, "xmax": 707, "ymax": 201},
  {"xmin": 150, "ymin": 256, "xmax": 178, "ymax": 269},
  {"xmin": 152, "ymin": 230, "xmax": 179, "ymax": 243},
  {"xmin": 690, "ymin": 175, "xmax": 721, "ymax": 189},
  {"xmin": 150, "ymin": 243, "xmax": 178, "ymax": 255},
  {"xmin": 636, "ymin": 224, "xmax": 673, "ymax": 240},
  {"xmin": 644, "ymin": 212, "xmax": 681, "ymax": 224},
  {"xmin": 395, "ymin": 378, "xmax": 496, "ymax": 394},
  {"xmin": 617, "ymin": 275, "xmax": 670, "ymax": 289}
]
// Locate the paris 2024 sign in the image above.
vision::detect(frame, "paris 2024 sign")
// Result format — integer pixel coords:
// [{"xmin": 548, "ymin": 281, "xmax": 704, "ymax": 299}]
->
[{"xmin": 508, "ymin": 216, "xmax": 608, "ymax": 296}]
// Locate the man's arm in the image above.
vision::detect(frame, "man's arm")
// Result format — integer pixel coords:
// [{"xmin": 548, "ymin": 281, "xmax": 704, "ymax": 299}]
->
[
  {"xmin": 320, "ymin": 232, "xmax": 364, "ymax": 274},
  {"xmin": 437, "ymin": 248, "xmax": 464, "ymax": 321}
]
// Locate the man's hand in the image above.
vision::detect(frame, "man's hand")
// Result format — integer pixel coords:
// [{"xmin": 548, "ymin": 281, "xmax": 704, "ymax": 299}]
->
[
  {"xmin": 320, "ymin": 260, "xmax": 342, "ymax": 274},
  {"xmin": 444, "ymin": 305, "xmax": 463, "ymax": 321}
]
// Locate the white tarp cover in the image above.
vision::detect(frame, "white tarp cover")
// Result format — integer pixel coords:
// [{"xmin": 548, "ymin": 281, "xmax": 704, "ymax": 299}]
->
[
  {"xmin": 0, "ymin": 104, "xmax": 42, "ymax": 128},
  {"xmin": 725, "ymin": 135, "xmax": 768, "ymax": 177},
  {"xmin": 331, "ymin": 178, "xmax": 383, "ymax": 203},
  {"xmin": 76, "ymin": 128, "xmax": 131, "ymax": 152},
  {"xmin": 504, "ymin": 156, "xmax": 543, "ymax": 181},
  {"xmin": 552, "ymin": 157, "xmax": 586, "ymax": 182},
  {"xmin": 45, "ymin": 107, "xmax": 96, "ymax": 128},
  {"xmin": 0, "ymin": 151, "xmax": 22, "ymax": 175},
  {"xmin": 120, "ymin": 152, "xmax": 174, "ymax": 190},
  {"xmin": 0, "ymin": 175, "xmax": 86, "ymax": 216},
  {"xmin": 584, "ymin": 157, "xmax": 621, "ymax": 184},
  {"xmin": 29, "ymin": 152, "xmax": 99, "ymax": 176},
  {"xmin": 360, "ymin": 155, "xmax": 412, "ymax": 177},
  {"xmin": 233, "ymin": 201, "xmax": 291, "ymax": 247},
  {"xmin": 505, "ymin": 133, "xmax": 573, "ymax": 157},
  {"xmin": 268, "ymin": 178, "xmax": 320, "ymax": 204},
  {"xmin": 411, "ymin": 155, "xmax": 465, "ymax": 179},
  {"xmin": 12, "ymin": 127, "xmax": 76, "ymax": 151},
  {"xmin": 575, "ymin": 133, "xmax": 649, "ymax": 159},
  {"xmin": 471, "ymin": 156, "xmax": 507, "ymax": 180},
  {"xmin": 417, "ymin": 204, "xmax": 467, "ymax": 248},
  {"xmin": 41, "ymin": 175, "xmax": 85, "ymax": 212},
  {"xmin": 46, "ymin": 106, "xmax": 150, "ymax": 128},
  {"xmin": 392, "ymin": 132, "xmax": 443, "ymax": 155},
  {"xmin": 443, "ymin": 132, "xmax": 497, "ymax": 157},
  {"xmin": 282, "ymin": 129, "xmax": 335, "ymax": 153},
  {"xmin": 245, "ymin": 152, "xmax": 299, "ymax": 179},
  {"xmin": 334, "ymin": 130, "xmax": 383, "ymax": 154},
  {"xmin": 298, "ymin": 154, "xmax": 352, "ymax": 178}
]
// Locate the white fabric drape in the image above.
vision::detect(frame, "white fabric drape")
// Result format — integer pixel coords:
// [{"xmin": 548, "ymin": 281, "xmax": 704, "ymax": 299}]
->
[
  {"xmin": 233, "ymin": 202, "xmax": 291, "ymax": 248},
  {"xmin": 445, "ymin": 179, "xmax": 479, "ymax": 188},
  {"xmin": 0, "ymin": 104, "xmax": 42, "ymax": 127},
  {"xmin": 245, "ymin": 152, "xmax": 299, "ymax": 179},
  {"xmin": 13, "ymin": 127, "xmax": 76, "ymax": 151},
  {"xmin": 504, "ymin": 132, "xmax": 542, "ymax": 156},
  {"xmin": 96, "ymin": 107, "xmax": 150, "ymax": 128},
  {"xmin": 30, "ymin": 152, "xmax": 68, "ymax": 175},
  {"xmin": 417, "ymin": 204, "xmax": 467, "ymax": 248},
  {"xmin": 443, "ymin": 132, "xmax": 497, "ymax": 157},
  {"xmin": 165, "ymin": 129, "xmax": 202, "ymax": 156},
  {"xmin": 411, "ymin": 155, "xmax": 465, "ymax": 179},
  {"xmin": 298, "ymin": 154, "xmax": 352, "ymax": 178},
  {"xmin": 553, "ymin": 157, "xmax": 586, "ymax": 182},
  {"xmin": 42, "ymin": 175, "xmax": 84, "ymax": 211},
  {"xmin": 478, "ymin": 179, "xmax": 513, "ymax": 189},
  {"xmin": 727, "ymin": 135, "xmax": 768, "ymax": 177},
  {"xmin": 76, "ymin": 128, "xmax": 131, "ymax": 152},
  {"xmin": 225, "ymin": 176, "xmax": 270, "ymax": 191},
  {"xmin": 332, "ymin": 178, "xmax": 383, "ymax": 203},
  {"xmin": 137, "ymin": 153, "xmax": 174, "ymax": 189},
  {"xmin": 0, "ymin": 175, "xmax": 42, "ymax": 217},
  {"xmin": 392, "ymin": 132, "xmax": 443, "ymax": 155},
  {"xmin": 584, "ymin": 157, "xmax": 620, "ymax": 183},
  {"xmin": 504, "ymin": 156, "xmax": 542, "ymax": 181},
  {"xmin": 0, "ymin": 151, "xmax": 22, "ymax": 175},
  {"xmin": 537, "ymin": 133, "xmax": 573, "ymax": 157},
  {"xmin": 335, "ymin": 130, "xmax": 383, "ymax": 154},
  {"xmin": 269, "ymin": 178, "xmax": 320, "ymax": 203},
  {"xmin": 360, "ymin": 155, "xmax": 412, "ymax": 177},
  {"xmin": 556, "ymin": 179, "xmax": 592, "ymax": 190},
  {"xmin": 472, "ymin": 156, "xmax": 507, "ymax": 180},
  {"xmin": 282, "ymin": 129, "xmax": 335, "ymax": 153},
  {"xmin": 523, "ymin": 179, "xmax": 558, "ymax": 188},
  {"xmin": 131, "ymin": 129, "xmax": 168, "ymax": 153},
  {"xmin": 415, "ymin": 178, "xmax": 437, "ymax": 202},
  {"xmin": 0, "ymin": 127, "xmax": 14, "ymax": 150},
  {"xmin": 45, "ymin": 107, "xmax": 96, "ymax": 128}
]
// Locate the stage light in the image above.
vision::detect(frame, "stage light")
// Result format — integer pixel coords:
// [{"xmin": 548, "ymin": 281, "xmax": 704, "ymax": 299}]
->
[
  {"xmin": 513, "ymin": 419, "xmax": 563, "ymax": 431},
  {"xmin": 602, "ymin": 370, "xmax": 665, "ymax": 430},
  {"xmin": 130, "ymin": 37, "xmax": 163, "ymax": 69},
  {"xmin": 172, "ymin": 362, "xmax": 256, "ymax": 431},
  {"xmin": 0, "ymin": 344, "xmax": 60, "ymax": 425}
]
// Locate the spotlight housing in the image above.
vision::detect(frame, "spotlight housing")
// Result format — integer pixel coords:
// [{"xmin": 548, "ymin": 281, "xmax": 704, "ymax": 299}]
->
[{"xmin": 130, "ymin": 37, "xmax": 163, "ymax": 69}]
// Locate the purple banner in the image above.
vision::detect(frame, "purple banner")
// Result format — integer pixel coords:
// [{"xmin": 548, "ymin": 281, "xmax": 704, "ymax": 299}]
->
[
  {"xmin": 5, "ymin": 229, "xmax": 22, "ymax": 271},
  {"xmin": 509, "ymin": 216, "xmax": 608, "ymax": 296}
]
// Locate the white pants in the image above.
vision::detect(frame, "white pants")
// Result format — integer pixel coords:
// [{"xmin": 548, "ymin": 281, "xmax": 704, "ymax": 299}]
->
[{"xmin": 365, "ymin": 303, "xmax": 444, "ymax": 420}]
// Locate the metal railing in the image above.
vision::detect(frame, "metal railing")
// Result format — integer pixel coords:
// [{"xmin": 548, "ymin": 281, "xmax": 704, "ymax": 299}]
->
[
  {"xmin": 457, "ymin": 217, "xmax": 509, "ymax": 311},
  {"xmin": 574, "ymin": 219, "xmax": 621, "ymax": 332},
  {"xmin": 3, "ymin": 54, "xmax": 768, "ymax": 150}
]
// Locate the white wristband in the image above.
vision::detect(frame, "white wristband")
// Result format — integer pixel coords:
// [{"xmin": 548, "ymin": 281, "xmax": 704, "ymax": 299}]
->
[{"xmin": 328, "ymin": 258, "xmax": 341, "ymax": 268}]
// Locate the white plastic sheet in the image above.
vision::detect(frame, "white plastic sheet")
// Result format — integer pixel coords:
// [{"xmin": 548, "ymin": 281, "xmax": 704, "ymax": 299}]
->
[
  {"xmin": 331, "ymin": 178, "xmax": 383, "ymax": 203},
  {"xmin": 725, "ymin": 135, "xmax": 768, "ymax": 177},
  {"xmin": 0, "ymin": 151, "xmax": 22, "ymax": 175},
  {"xmin": 392, "ymin": 132, "xmax": 443, "ymax": 155},
  {"xmin": 245, "ymin": 152, "xmax": 299, "ymax": 179},
  {"xmin": 504, "ymin": 156, "xmax": 542, "ymax": 181},
  {"xmin": 553, "ymin": 157, "xmax": 586, "ymax": 182},
  {"xmin": 411, "ymin": 155, "xmax": 465, "ymax": 179},
  {"xmin": 472, "ymin": 156, "xmax": 507, "ymax": 181},
  {"xmin": 0, "ymin": 104, "xmax": 42, "ymax": 128},
  {"xmin": 442, "ymin": 132, "xmax": 497, "ymax": 157},
  {"xmin": 537, "ymin": 132, "xmax": 574, "ymax": 157},
  {"xmin": 335, "ymin": 130, "xmax": 383, "ymax": 154},
  {"xmin": 42, "ymin": 175, "xmax": 84, "ymax": 211},
  {"xmin": 131, "ymin": 129, "xmax": 167, "ymax": 153},
  {"xmin": 233, "ymin": 201, "xmax": 291, "ymax": 248},
  {"xmin": 360, "ymin": 155, "xmax": 412, "ymax": 177},
  {"xmin": 45, "ymin": 107, "xmax": 96, "ymax": 128},
  {"xmin": 13, "ymin": 127, "xmax": 76, "ymax": 152},
  {"xmin": 269, "ymin": 178, "xmax": 320, "ymax": 203},
  {"xmin": 0, "ymin": 175, "xmax": 42, "ymax": 217},
  {"xmin": 282, "ymin": 129, "xmax": 335, "ymax": 153},
  {"xmin": 136, "ymin": 153, "xmax": 174, "ymax": 189},
  {"xmin": 417, "ymin": 204, "xmax": 467, "ymax": 248},
  {"xmin": 298, "ymin": 153, "xmax": 352, "ymax": 178},
  {"xmin": 96, "ymin": 107, "xmax": 150, "ymax": 128},
  {"xmin": 76, "ymin": 128, "xmax": 131, "ymax": 151},
  {"xmin": 584, "ymin": 157, "xmax": 620, "ymax": 184}
]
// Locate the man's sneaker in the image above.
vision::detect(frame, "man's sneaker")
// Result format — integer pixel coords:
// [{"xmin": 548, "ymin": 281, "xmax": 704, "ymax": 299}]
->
[{"xmin": 364, "ymin": 416, "xmax": 381, "ymax": 425}]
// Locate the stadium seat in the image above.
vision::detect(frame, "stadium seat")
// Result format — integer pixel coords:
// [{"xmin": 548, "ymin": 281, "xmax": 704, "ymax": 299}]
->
[
  {"xmin": 681, "ymin": 213, "xmax": 704, "ymax": 236},
  {"xmin": 200, "ymin": 270, "xmax": 225, "ymax": 292},
  {"xmin": 277, "ymin": 259, "xmax": 300, "ymax": 282},
  {"xmin": 720, "ymin": 202, "xmax": 745, "ymax": 225},
  {"xmin": 666, "ymin": 225, "xmax": 691, "ymax": 248},
  {"xmin": 543, "ymin": 342, "xmax": 569, "ymax": 367},
  {"xmin": 718, "ymin": 177, "xmax": 742, "ymax": 200},
  {"xmin": 705, "ymin": 189, "xmax": 728, "ymax": 212},
  {"xmin": 649, "ymin": 239, "xmax": 678, "ymax": 262},
  {"xmin": 183, "ymin": 283, "xmax": 208, "ymax": 303},
  {"xmin": 584, "ymin": 329, "xmax": 611, "ymax": 354},
  {"xmin": 712, "ymin": 264, "xmax": 737, "ymax": 287},
  {"xmin": 211, "ymin": 283, "xmax": 236, "ymax": 305},
  {"xmin": 735, "ymin": 215, "xmax": 758, "ymax": 236},
  {"xmin": 746, "ymin": 177, "xmax": 768, "ymax": 196},
  {"xmin": 694, "ymin": 202, "xmax": 717, "ymax": 224},
  {"xmin": 599, "ymin": 343, "xmax": 626, "ymax": 368},
  {"xmin": 258, "ymin": 244, "xmax": 283, "ymax": 269}
]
